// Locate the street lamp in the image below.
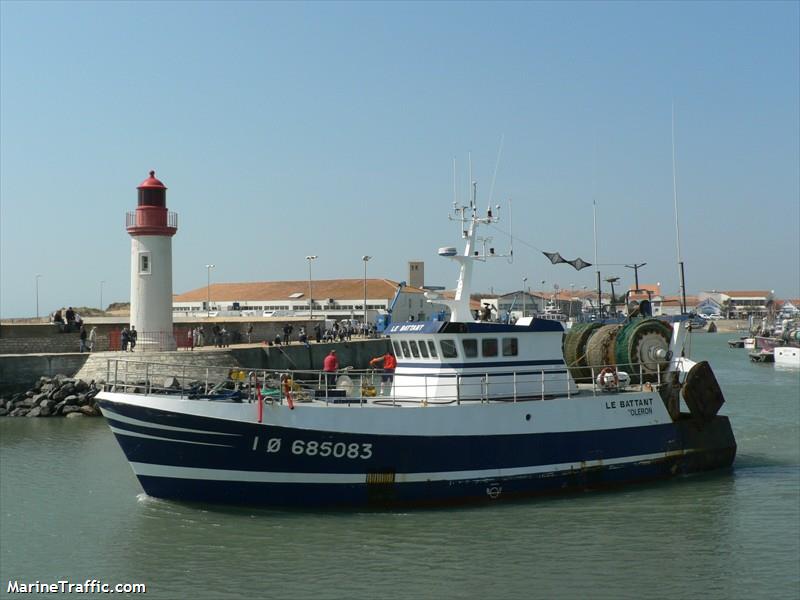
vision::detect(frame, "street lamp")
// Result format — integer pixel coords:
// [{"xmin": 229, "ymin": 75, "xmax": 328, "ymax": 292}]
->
[
  {"xmin": 569, "ymin": 283, "xmax": 575, "ymax": 318},
  {"xmin": 35, "ymin": 274, "xmax": 42, "ymax": 319},
  {"xmin": 624, "ymin": 262, "xmax": 647, "ymax": 294},
  {"xmin": 100, "ymin": 280, "xmax": 105, "ymax": 313},
  {"xmin": 605, "ymin": 276, "xmax": 620, "ymax": 315},
  {"xmin": 522, "ymin": 277, "xmax": 528, "ymax": 317},
  {"xmin": 205, "ymin": 264, "xmax": 215, "ymax": 317},
  {"xmin": 306, "ymin": 256, "xmax": 317, "ymax": 320},
  {"xmin": 362, "ymin": 255, "xmax": 371, "ymax": 330}
]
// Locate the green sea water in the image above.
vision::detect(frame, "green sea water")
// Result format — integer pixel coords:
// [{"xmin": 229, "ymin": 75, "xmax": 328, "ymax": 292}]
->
[{"xmin": 1, "ymin": 334, "xmax": 798, "ymax": 599}]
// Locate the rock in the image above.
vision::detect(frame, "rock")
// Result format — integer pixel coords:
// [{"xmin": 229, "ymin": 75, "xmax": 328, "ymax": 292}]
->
[
  {"xmin": 19, "ymin": 398, "xmax": 36, "ymax": 408},
  {"xmin": 63, "ymin": 395, "xmax": 79, "ymax": 406},
  {"xmin": 10, "ymin": 408, "xmax": 29, "ymax": 417},
  {"xmin": 39, "ymin": 405, "xmax": 51, "ymax": 417},
  {"xmin": 79, "ymin": 405, "xmax": 98, "ymax": 416},
  {"xmin": 65, "ymin": 412, "xmax": 84, "ymax": 419},
  {"xmin": 25, "ymin": 407, "xmax": 41, "ymax": 417},
  {"xmin": 0, "ymin": 407, "xmax": 7, "ymax": 416},
  {"xmin": 164, "ymin": 376, "xmax": 181, "ymax": 389},
  {"xmin": 56, "ymin": 383, "xmax": 76, "ymax": 400},
  {"xmin": 61, "ymin": 405, "xmax": 81, "ymax": 415},
  {"xmin": 39, "ymin": 399, "xmax": 55, "ymax": 411},
  {"xmin": 34, "ymin": 393, "xmax": 49, "ymax": 406},
  {"xmin": 75, "ymin": 380, "xmax": 89, "ymax": 393},
  {"xmin": 25, "ymin": 390, "xmax": 35, "ymax": 398}
]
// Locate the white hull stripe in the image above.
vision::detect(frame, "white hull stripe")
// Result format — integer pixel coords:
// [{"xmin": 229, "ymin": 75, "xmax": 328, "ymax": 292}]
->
[
  {"xmin": 109, "ymin": 426, "xmax": 235, "ymax": 448},
  {"xmin": 130, "ymin": 450, "xmax": 695, "ymax": 484},
  {"xmin": 102, "ymin": 407, "xmax": 240, "ymax": 437}
]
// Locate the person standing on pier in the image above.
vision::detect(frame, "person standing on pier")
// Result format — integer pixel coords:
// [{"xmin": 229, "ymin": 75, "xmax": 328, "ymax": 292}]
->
[
  {"xmin": 129, "ymin": 326, "xmax": 137, "ymax": 352},
  {"xmin": 88, "ymin": 326, "xmax": 97, "ymax": 352},
  {"xmin": 79, "ymin": 325, "xmax": 88, "ymax": 353}
]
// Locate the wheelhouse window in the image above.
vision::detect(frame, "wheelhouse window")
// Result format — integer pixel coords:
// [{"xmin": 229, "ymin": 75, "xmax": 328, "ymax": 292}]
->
[
  {"xmin": 462, "ymin": 339, "xmax": 478, "ymax": 358},
  {"xmin": 419, "ymin": 340, "xmax": 429, "ymax": 358},
  {"xmin": 427, "ymin": 341, "xmax": 438, "ymax": 358},
  {"xmin": 392, "ymin": 341, "xmax": 403, "ymax": 357},
  {"xmin": 482, "ymin": 338, "xmax": 498, "ymax": 357},
  {"xmin": 440, "ymin": 339, "xmax": 458, "ymax": 358},
  {"xmin": 502, "ymin": 337, "xmax": 518, "ymax": 356},
  {"xmin": 409, "ymin": 340, "xmax": 420, "ymax": 358},
  {"xmin": 401, "ymin": 341, "xmax": 410, "ymax": 358}
]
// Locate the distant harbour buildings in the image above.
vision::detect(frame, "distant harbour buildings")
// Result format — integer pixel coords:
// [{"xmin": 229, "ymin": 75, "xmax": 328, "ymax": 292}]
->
[
  {"xmin": 172, "ymin": 277, "xmax": 442, "ymax": 323},
  {"xmin": 170, "ymin": 276, "xmax": 795, "ymax": 323}
]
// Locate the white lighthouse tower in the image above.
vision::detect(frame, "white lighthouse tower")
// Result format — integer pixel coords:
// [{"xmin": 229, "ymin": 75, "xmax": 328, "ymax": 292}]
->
[{"xmin": 126, "ymin": 170, "xmax": 178, "ymax": 350}]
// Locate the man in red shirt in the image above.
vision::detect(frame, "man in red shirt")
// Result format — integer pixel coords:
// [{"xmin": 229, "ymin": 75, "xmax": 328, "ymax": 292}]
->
[
  {"xmin": 370, "ymin": 351, "xmax": 397, "ymax": 395},
  {"xmin": 323, "ymin": 349, "xmax": 339, "ymax": 389}
]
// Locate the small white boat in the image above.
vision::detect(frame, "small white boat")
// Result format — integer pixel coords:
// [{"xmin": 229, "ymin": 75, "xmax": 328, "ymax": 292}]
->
[{"xmin": 774, "ymin": 346, "xmax": 800, "ymax": 367}]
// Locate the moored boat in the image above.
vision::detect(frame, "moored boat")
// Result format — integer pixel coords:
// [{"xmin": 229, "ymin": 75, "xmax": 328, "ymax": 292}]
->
[
  {"xmin": 97, "ymin": 191, "xmax": 736, "ymax": 508},
  {"xmin": 773, "ymin": 322, "xmax": 800, "ymax": 367},
  {"xmin": 749, "ymin": 349, "xmax": 775, "ymax": 363},
  {"xmin": 774, "ymin": 346, "xmax": 800, "ymax": 367}
]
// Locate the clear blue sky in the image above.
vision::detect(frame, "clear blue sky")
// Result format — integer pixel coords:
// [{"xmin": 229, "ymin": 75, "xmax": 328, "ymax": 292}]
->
[{"xmin": 1, "ymin": 1, "xmax": 798, "ymax": 318}]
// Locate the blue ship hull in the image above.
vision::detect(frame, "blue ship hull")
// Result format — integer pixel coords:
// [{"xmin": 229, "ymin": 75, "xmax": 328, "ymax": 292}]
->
[{"xmin": 98, "ymin": 398, "xmax": 736, "ymax": 508}]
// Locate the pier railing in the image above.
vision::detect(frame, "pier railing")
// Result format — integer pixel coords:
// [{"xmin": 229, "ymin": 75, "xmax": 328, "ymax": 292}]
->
[{"xmin": 101, "ymin": 358, "xmax": 665, "ymax": 409}]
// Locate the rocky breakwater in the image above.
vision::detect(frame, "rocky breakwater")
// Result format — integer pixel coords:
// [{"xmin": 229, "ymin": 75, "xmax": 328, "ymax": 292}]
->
[{"xmin": 0, "ymin": 374, "xmax": 102, "ymax": 418}]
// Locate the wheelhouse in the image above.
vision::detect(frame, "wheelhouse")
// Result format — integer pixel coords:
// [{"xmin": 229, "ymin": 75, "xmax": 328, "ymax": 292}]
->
[{"xmin": 386, "ymin": 319, "xmax": 578, "ymax": 401}]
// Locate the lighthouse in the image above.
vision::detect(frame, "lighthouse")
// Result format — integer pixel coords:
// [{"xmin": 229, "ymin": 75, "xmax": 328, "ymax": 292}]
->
[{"xmin": 126, "ymin": 170, "xmax": 178, "ymax": 350}]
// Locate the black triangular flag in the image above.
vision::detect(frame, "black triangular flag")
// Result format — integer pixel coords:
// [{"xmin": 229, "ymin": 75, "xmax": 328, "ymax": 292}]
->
[{"xmin": 543, "ymin": 251, "xmax": 566, "ymax": 265}]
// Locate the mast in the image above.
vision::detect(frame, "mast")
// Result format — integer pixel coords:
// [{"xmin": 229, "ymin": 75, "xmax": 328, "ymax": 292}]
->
[
  {"xmin": 429, "ymin": 174, "xmax": 509, "ymax": 323},
  {"xmin": 453, "ymin": 158, "xmax": 458, "ymax": 206},
  {"xmin": 593, "ymin": 199, "xmax": 601, "ymax": 317},
  {"xmin": 672, "ymin": 102, "xmax": 687, "ymax": 314}
]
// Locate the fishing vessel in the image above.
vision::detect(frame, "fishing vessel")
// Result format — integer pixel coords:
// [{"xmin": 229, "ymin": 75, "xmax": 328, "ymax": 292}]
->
[{"xmin": 97, "ymin": 194, "xmax": 737, "ymax": 508}]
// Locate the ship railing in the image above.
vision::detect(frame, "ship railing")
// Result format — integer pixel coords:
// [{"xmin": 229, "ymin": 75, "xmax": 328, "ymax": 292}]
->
[{"xmin": 102, "ymin": 358, "xmax": 665, "ymax": 411}]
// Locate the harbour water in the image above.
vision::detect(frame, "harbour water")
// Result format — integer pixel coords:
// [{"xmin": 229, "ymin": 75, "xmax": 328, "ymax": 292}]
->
[{"xmin": 1, "ymin": 334, "xmax": 798, "ymax": 599}]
